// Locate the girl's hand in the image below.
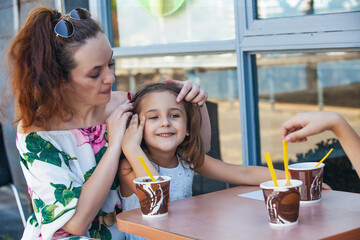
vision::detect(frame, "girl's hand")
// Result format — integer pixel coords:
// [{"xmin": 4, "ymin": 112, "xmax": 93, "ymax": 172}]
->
[
  {"xmin": 106, "ymin": 100, "xmax": 133, "ymax": 147},
  {"xmin": 165, "ymin": 78, "xmax": 208, "ymax": 106},
  {"xmin": 122, "ymin": 114, "xmax": 146, "ymax": 153}
]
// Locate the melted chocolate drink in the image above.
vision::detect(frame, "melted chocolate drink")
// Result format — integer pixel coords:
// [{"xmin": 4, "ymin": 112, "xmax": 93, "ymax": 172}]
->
[
  {"xmin": 133, "ymin": 176, "xmax": 171, "ymax": 217},
  {"xmin": 289, "ymin": 162, "xmax": 324, "ymax": 203},
  {"xmin": 260, "ymin": 179, "xmax": 302, "ymax": 226}
]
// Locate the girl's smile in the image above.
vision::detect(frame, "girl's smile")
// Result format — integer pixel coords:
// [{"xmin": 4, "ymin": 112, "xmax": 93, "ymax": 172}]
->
[{"xmin": 156, "ymin": 132, "xmax": 175, "ymax": 136}]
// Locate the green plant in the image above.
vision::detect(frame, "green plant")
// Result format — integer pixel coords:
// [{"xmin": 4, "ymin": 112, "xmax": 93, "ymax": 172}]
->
[{"xmin": 1, "ymin": 234, "xmax": 14, "ymax": 240}]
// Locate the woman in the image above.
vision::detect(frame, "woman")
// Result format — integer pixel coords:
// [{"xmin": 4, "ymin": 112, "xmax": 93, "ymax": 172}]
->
[{"xmin": 6, "ymin": 6, "xmax": 210, "ymax": 240}]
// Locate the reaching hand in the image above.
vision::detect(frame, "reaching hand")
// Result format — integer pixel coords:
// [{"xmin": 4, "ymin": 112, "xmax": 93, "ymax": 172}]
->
[
  {"xmin": 281, "ymin": 112, "xmax": 339, "ymax": 143},
  {"xmin": 165, "ymin": 78, "xmax": 208, "ymax": 106},
  {"xmin": 282, "ymin": 111, "xmax": 360, "ymax": 177}
]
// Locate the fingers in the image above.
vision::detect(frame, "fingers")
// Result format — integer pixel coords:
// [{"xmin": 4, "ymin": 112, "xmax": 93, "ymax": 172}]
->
[
  {"xmin": 178, "ymin": 82, "xmax": 208, "ymax": 104},
  {"xmin": 122, "ymin": 112, "xmax": 133, "ymax": 124},
  {"xmin": 284, "ymin": 128, "xmax": 309, "ymax": 142},
  {"xmin": 166, "ymin": 79, "xmax": 208, "ymax": 106},
  {"xmin": 138, "ymin": 115, "xmax": 146, "ymax": 131},
  {"xmin": 123, "ymin": 115, "xmax": 145, "ymax": 147},
  {"xmin": 165, "ymin": 78, "xmax": 183, "ymax": 87},
  {"xmin": 191, "ymin": 88, "xmax": 208, "ymax": 106},
  {"xmin": 176, "ymin": 81, "xmax": 195, "ymax": 102},
  {"xmin": 106, "ymin": 100, "xmax": 133, "ymax": 134},
  {"xmin": 127, "ymin": 114, "xmax": 146, "ymax": 132},
  {"xmin": 281, "ymin": 116, "xmax": 304, "ymax": 140},
  {"xmin": 128, "ymin": 114, "xmax": 139, "ymax": 128},
  {"xmin": 165, "ymin": 78, "xmax": 187, "ymax": 102},
  {"xmin": 110, "ymin": 100, "xmax": 133, "ymax": 119},
  {"xmin": 106, "ymin": 110, "xmax": 132, "ymax": 131},
  {"xmin": 184, "ymin": 83, "xmax": 201, "ymax": 102}
]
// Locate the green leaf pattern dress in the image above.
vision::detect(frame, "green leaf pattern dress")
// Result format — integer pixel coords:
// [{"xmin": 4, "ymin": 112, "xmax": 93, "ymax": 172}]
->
[{"xmin": 16, "ymin": 124, "xmax": 124, "ymax": 240}]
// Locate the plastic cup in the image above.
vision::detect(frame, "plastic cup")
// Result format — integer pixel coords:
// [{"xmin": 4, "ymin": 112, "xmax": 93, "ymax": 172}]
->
[
  {"xmin": 133, "ymin": 176, "xmax": 171, "ymax": 217},
  {"xmin": 289, "ymin": 162, "xmax": 324, "ymax": 203},
  {"xmin": 260, "ymin": 179, "xmax": 302, "ymax": 226}
]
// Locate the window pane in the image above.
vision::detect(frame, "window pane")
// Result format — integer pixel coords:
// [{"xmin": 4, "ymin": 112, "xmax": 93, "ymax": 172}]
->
[
  {"xmin": 114, "ymin": 54, "xmax": 242, "ymax": 164},
  {"xmin": 257, "ymin": 0, "xmax": 360, "ymax": 19},
  {"xmin": 111, "ymin": 0, "xmax": 235, "ymax": 47},
  {"xmin": 64, "ymin": 0, "xmax": 89, "ymax": 13},
  {"xmin": 257, "ymin": 52, "xmax": 360, "ymax": 170}
]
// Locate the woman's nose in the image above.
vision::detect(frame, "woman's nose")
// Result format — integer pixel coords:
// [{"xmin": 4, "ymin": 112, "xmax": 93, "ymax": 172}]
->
[{"xmin": 103, "ymin": 69, "xmax": 115, "ymax": 85}]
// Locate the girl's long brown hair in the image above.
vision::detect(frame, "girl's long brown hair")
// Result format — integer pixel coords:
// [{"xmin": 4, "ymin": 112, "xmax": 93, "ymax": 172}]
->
[
  {"xmin": 6, "ymin": 6, "xmax": 102, "ymax": 130},
  {"xmin": 132, "ymin": 83, "xmax": 205, "ymax": 170}
]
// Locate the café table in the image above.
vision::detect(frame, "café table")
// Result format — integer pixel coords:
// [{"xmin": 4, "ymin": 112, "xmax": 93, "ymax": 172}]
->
[{"xmin": 116, "ymin": 186, "xmax": 360, "ymax": 240}]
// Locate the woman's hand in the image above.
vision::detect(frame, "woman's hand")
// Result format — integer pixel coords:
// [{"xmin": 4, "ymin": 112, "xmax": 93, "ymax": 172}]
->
[
  {"xmin": 122, "ymin": 114, "xmax": 146, "ymax": 154},
  {"xmin": 165, "ymin": 78, "xmax": 208, "ymax": 106},
  {"xmin": 105, "ymin": 100, "xmax": 133, "ymax": 147}
]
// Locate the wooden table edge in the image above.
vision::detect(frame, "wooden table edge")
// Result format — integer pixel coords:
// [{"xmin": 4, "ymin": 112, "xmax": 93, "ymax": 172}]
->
[
  {"xmin": 320, "ymin": 227, "xmax": 360, "ymax": 240},
  {"xmin": 116, "ymin": 217, "xmax": 193, "ymax": 240}
]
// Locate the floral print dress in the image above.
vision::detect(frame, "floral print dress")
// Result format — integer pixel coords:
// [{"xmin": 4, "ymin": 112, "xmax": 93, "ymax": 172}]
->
[{"xmin": 16, "ymin": 124, "xmax": 124, "ymax": 240}]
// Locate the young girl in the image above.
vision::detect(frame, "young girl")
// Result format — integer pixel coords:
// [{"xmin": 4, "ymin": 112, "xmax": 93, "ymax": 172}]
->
[{"xmin": 118, "ymin": 83, "xmax": 285, "ymax": 216}]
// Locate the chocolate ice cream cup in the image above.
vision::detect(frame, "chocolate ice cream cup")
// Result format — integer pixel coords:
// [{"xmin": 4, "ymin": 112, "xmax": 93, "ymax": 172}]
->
[
  {"xmin": 260, "ymin": 179, "xmax": 302, "ymax": 226},
  {"xmin": 289, "ymin": 162, "xmax": 324, "ymax": 203},
  {"xmin": 133, "ymin": 176, "xmax": 171, "ymax": 217}
]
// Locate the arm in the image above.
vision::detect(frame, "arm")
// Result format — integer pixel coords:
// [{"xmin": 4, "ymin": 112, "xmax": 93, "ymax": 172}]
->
[
  {"xmin": 196, "ymin": 155, "xmax": 285, "ymax": 186},
  {"xmin": 199, "ymin": 104, "xmax": 211, "ymax": 152},
  {"xmin": 62, "ymin": 101, "xmax": 133, "ymax": 235},
  {"xmin": 281, "ymin": 111, "xmax": 360, "ymax": 177},
  {"xmin": 165, "ymin": 78, "xmax": 211, "ymax": 152}
]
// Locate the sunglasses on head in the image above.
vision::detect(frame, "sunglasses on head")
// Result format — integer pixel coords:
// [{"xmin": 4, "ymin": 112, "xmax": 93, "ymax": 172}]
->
[{"xmin": 54, "ymin": 8, "xmax": 91, "ymax": 38}]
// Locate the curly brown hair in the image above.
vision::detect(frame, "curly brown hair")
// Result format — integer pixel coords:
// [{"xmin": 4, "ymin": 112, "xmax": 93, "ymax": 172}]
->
[
  {"xmin": 131, "ymin": 83, "xmax": 205, "ymax": 170},
  {"xmin": 6, "ymin": 6, "xmax": 102, "ymax": 130}
]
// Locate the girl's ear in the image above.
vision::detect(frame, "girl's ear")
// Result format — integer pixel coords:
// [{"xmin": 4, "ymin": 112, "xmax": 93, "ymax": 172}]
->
[{"xmin": 186, "ymin": 130, "xmax": 190, "ymax": 136}]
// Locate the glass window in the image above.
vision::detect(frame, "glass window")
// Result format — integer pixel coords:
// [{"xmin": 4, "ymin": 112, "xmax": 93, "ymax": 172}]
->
[
  {"xmin": 110, "ymin": 0, "xmax": 235, "ymax": 47},
  {"xmin": 114, "ymin": 53, "xmax": 242, "ymax": 164},
  {"xmin": 257, "ymin": 0, "xmax": 360, "ymax": 19},
  {"xmin": 256, "ymin": 52, "xmax": 360, "ymax": 168},
  {"xmin": 64, "ymin": 0, "xmax": 89, "ymax": 12}
]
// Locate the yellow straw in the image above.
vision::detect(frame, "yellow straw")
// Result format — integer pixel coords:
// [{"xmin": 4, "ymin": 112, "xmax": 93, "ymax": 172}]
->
[
  {"xmin": 138, "ymin": 156, "xmax": 156, "ymax": 182},
  {"xmin": 283, "ymin": 140, "xmax": 291, "ymax": 186},
  {"xmin": 315, "ymin": 148, "xmax": 333, "ymax": 168},
  {"xmin": 265, "ymin": 152, "xmax": 279, "ymax": 187}
]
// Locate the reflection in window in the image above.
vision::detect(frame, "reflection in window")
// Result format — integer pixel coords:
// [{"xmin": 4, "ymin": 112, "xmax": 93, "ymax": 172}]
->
[
  {"xmin": 256, "ymin": 52, "xmax": 360, "ymax": 167},
  {"xmin": 110, "ymin": 0, "xmax": 235, "ymax": 47},
  {"xmin": 114, "ymin": 54, "xmax": 242, "ymax": 164},
  {"xmin": 257, "ymin": 0, "xmax": 360, "ymax": 19},
  {"xmin": 111, "ymin": 0, "xmax": 120, "ymax": 46},
  {"xmin": 64, "ymin": 0, "xmax": 89, "ymax": 13}
]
